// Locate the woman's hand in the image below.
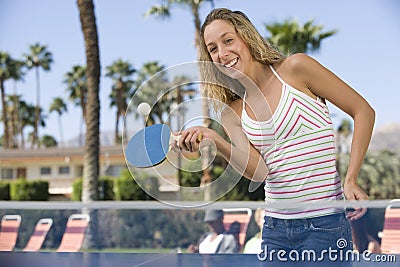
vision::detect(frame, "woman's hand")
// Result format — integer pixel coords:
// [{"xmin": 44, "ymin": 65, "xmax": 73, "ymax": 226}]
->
[
  {"xmin": 173, "ymin": 126, "xmax": 216, "ymax": 152},
  {"xmin": 343, "ymin": 179, "xmax": 368, "ymax": 221}
]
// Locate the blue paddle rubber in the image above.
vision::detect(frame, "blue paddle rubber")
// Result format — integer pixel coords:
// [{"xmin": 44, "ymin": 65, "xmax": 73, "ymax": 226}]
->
[{"xmin": 125, "ymin": 124, "xmax": 172, "ymax": 168}]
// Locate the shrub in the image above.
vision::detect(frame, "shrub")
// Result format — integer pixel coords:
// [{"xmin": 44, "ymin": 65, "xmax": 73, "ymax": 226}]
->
[
  {"xmin": 10, "ymin": 180, "xmax": 49, "ymax": 201},
  {"xmin": 72, "ymin": 177, "xmax": 115, "ymax": 201},
  {"xmin": 180, "ymin": 161, "xmax": 202, "ymax": 187},
  {"xmin": 115, "ymin": 169, "xmax": 158, "ymax": 200},
  {"xmin": 71, "ymin": 178, "xmax": 83, "ymax": 201},
  {"xmin": 98, "ymin": 177, "xmax": 115, "ymax": 200},
  {"xmin": 0, "ymin": 181, "xmax": 10, "ymax": 200},
  {"xmin": 213, "ymin": 166, "xmax": 264, "ymax": 201}
]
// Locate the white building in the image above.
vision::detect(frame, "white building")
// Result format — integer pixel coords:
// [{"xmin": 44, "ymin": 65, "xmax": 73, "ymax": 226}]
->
[{"xmin": 0, "ymin": 146, "xmax": 126, "ymax": 196}]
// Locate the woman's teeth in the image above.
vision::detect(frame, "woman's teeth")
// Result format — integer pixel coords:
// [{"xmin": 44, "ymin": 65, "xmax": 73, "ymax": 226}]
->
[{"xmin": 224, "ymin": 58, "xmax": 238, "ymax": 68}]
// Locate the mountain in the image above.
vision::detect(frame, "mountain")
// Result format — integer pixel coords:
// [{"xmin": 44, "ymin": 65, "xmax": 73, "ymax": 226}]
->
[
  {"xmin": 369, "ymin": 122, "xmax": 400, "ymax": 152},
  {"xmin": 64, "ymin": 123, "xmax": 400, "ymax": 152}
]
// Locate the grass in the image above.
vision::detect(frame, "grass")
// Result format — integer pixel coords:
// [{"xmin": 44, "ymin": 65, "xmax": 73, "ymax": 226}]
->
[
  {"xmin": 80, "ymin": 247, "xmax": 179, "ymax": 253},
  {"xmin": 17, "ymin": 247, "xmax": 187, "ymax": 253}
]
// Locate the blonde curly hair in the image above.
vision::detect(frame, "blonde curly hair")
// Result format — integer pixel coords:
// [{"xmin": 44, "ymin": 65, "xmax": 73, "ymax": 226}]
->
[{"xmin": 199, "ymin": 8, "xmax": 286, "ymax": 112}]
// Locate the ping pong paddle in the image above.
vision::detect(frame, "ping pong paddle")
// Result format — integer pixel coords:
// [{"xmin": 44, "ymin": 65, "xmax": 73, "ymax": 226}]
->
[{"xmin": 125, "ymin": 124, "xmax": 202, "ymax": 168}]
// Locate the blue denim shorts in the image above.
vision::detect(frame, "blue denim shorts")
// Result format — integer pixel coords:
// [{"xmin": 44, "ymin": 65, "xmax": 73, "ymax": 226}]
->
[{"xmin": 259, "ymin": 212, "xmax": 353, "ymax": 261}]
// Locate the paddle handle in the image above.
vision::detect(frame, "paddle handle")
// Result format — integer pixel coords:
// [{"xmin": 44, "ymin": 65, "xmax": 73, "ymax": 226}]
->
[{"xmin": 171, "ymin": 132, "xmax": 203, "ymax": 142}]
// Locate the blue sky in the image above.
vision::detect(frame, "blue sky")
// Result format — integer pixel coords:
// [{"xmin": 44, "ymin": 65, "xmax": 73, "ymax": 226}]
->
[{"xmin": 1, "ymin": 0, "xmax": 399, "ymax": 142}]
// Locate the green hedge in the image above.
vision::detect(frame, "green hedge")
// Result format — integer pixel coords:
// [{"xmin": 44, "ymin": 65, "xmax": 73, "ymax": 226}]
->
[
  {"xmin": 71, "ymin": 170, "xmax": 160, "ymax": 201},
  {"xmin": 72, "ymin": 177, "xmax": 115, "ymax": 201},
  {"xmin": 10, "ymin": 180, "xmax": 49, "ymax": 201},
  {"xmin": 71, "ymin": 178, "xmax": 83, "ymax": 201},
  {"xmin": 114, "ymin": 169, "xmax": 159, "ymax": 200},
  {"xmin": 0, "ymin": 181, "xmax": 10, "ymax": 200},
  {"xmin": 180, "ymin": 161, "xmax": 203, "ymax": 187},
  {"xmin": 98, "ymin": 177, "xmax": 115, "ymax": 200}
]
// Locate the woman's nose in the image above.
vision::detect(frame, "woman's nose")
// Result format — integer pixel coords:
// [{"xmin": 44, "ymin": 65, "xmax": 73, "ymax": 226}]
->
[{"xmin": 218, "ymin": 47, "xmax": 228, "ymax": 61}]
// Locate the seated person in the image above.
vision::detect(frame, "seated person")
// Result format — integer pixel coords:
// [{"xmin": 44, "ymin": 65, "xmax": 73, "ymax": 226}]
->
[
  {"xmin": 350, "ymin": 214, "xmax": 381, "ymax": 254},
  {"xmin": 243, "ymin": 208, "xmax": 264, "ymax": 254},
  {"xmin": 227, "ymin": 221, "xmax": 241, "ymax": 248},
  {"xmin": 196, "ymin": 209, "xmax": 239, "ymax": 254}
]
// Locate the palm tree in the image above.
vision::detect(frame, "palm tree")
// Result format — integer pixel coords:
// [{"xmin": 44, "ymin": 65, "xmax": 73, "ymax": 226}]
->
[
  {"xmin": 3, "ymin": 95, "xmax": 36, "ymax": 149},
  {"xmin": 26, "ymin": 106, "xmax": 47, "ymax": 148},
  {"xmin": 146, "ymin": 0, "xmax": 214, "ymax": 58},
  {"xmin": 336, "ymin": 118, "xmax": 353, "ymax": 175},
  {"xmin": 16, "ymin": 99, "xmax": 36, "ymax": 149},
  {"xmin": 105, "ymin": 59, "xmax": 135, "ymax": 143},
  {"xmin": 146, "ymin": 1, "xmax": 217, "ymax": 199},
  {"xmin": 0, "ymin": 52, "xmax": 24, "ymax": 148},
  {"xmin": 336, "ymin": 119, "xmax": 353, "ymax": 154},
  {"xmin": 77, "ymin": 0, "xmax": 101, "ymax": 249},
  {"xmin": 6, "ymin": 94, "xmax": 22, "ymax": 148},
  {"xmin": 24, "ymin": 43, "xmax": 53, "ymax": 148},
  {"xmin": 145, "ymin": 0, "xmax": 215, "ymax": 122},
  {"xmin": 170, "ymin": 75, "xmax": 197, "ymax": 187},
  {"xmin": 64, "ymin": 65, "xmax": 87, "ymax": 145},
  {"xmin": 41, "ymin": 134, "xmax": 58, "ymax": 148},
  {"xmin": 265, "ymin": 19, "xmax": 337, "ymax": 55},
  {"xmin": 49, "ymin": 97, "xmax": 68, "ymax": 147},
  {"xmin": 132, "ymin": 61, "xmax": 170, "ymax": 125}
]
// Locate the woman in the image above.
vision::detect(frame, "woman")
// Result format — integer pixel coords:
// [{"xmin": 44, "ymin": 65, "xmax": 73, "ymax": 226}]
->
[{"xmin": 176, "ymin": 8, "xmax": 375, "ymax": 256}]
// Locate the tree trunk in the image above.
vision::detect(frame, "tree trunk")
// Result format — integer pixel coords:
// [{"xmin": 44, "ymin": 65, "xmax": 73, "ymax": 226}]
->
[
  {"xmin": 32, "ymin": 67, "xmax": 40, "ymax": 149},
  {"xmin": 115, "ymin": 109, "xmax": 120, "ymax": 144},
  {"xmin": 192, "ymin": 2, "xmax": 212, "ymax": 200},
  {"xmin": 115, "ymin": 81, "xmax": 123, "ymax": 144},
  {"xmin": 0, "ymin": 80, "xmax": 10, "ymax": 148},
  {"xmin": 77, "ymin": 0, "xmax": 101, "ymax": 249},
  {"xmin": 10, "ymin": 100, "xmax": 16, "ymax": 148},
  {"xmin": 58, "ymin": 115, "xmax": 64, "ymax": 147},
  {"xmin": 10, "ymin": 92, "xmax": 18, "ymax": 148}
]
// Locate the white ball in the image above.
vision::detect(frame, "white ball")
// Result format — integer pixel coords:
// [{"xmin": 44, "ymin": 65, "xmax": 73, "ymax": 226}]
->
[{"xmin": 137, "ymin": 102, "xmax": 151, "ymax": 116}]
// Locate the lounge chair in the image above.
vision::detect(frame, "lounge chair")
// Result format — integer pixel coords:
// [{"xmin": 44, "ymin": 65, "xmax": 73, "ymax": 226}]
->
[
  {"xmin": 57, "ymin": 213, "xmax": 90, "ymax": 252},
  {"xmin": 380, "ymin": 199, "xmax": 400, "ymax": 254},
  {"xmin": 23, "ymin": 218, "xmax": 53, "ymax": 252},
  {"xmin": 223, "ymin": 208, "xmax": 252, "ymax": 251},
  {"xmin": 0, "ymin": 215, "xmax": 22, "ymax": 251}
]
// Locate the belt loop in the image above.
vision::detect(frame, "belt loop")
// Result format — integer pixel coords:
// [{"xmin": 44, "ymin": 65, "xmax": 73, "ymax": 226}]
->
[
  {"xmin": 304, "ymin": 218, "xmax": 309, "ymax": 229},
  {"xmin": 284, "ymin": 218, "xmax": 290, "ymax": 227},
  {"xmin": 265, "ymin": 216, "xmax": 275, "ymax": 228}
]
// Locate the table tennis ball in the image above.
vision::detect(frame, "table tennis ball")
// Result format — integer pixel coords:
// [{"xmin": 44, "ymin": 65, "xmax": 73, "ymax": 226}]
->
[{"xmin": 137, "ymin": 102, "xmax": 151, "ymax": 116}]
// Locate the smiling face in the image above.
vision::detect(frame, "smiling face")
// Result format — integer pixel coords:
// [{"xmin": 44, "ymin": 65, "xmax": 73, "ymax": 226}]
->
[{"xmin": 204, "ymin": 19, "xmax": 254, "ymax": 80}]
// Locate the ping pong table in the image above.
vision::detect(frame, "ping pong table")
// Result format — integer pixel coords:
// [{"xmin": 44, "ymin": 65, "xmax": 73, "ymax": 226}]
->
[{"xmin": 1, "ymin": 251, "xmax": 398, "ymax": 267}]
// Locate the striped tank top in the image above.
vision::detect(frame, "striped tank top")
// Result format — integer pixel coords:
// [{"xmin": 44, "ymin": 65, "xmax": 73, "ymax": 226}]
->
[{"xmin": 241, "ymin": 65, "xmax": 343, "ymax": 219}]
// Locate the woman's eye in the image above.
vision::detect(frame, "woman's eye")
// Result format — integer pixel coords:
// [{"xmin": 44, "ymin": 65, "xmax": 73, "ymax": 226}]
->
[
  {"xmin": 209, "ymin": 47, "xmax": 217, "ymax": 53},
  {"xmin": 225, "ymin": 38, "xmax": 233, "ymax": 44}
]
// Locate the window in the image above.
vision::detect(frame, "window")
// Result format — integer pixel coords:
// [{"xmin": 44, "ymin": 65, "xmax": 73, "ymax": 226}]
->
[
  {"xmin": 59, "ymin": 166, "xmax": 70, "ymax": 175},
  {"xmin": 105, "ymin": 165, "xmax": 125, "ymax": 177},
  {"xmin": 1, "ymin": 168, "xmax": 13, "ymax": 179},
  {"xmin": 76, "ymin": 165, "xmax": 83, "ymax": 176},
  {"xmin": 40, "ymin": 167, "xmax": 51, "ymax": 175}
]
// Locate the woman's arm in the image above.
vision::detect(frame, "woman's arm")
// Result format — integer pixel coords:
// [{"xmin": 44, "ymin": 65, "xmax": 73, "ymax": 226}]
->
[
  {"xmin": 289, "ymin": 53, "xmax": 375, "ymax": 220},
  {"xmin": 176, "ymin": 100, "xmax": 269, "ymax": 184}
]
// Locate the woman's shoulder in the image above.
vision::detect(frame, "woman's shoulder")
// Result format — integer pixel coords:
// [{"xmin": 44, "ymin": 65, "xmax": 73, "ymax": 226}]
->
[
  {"xmin": 272, "ymin": 53, "xmax": 316, "ymax": 91},
  {"xmin": 274, "ymin": 53, "xmax": 328, "ymax": 91},
  {"xmin": 220, "ymin": 99, "xmax": 243, "ymax": 126},
  {"xmin": 230, "ymin": 98, "xmax": 243, "ymax": 111},
  {"xmin": 222, "ymin": 99, "xmax": 242, "ymax": 116},
  {"xmin": 278, "ymin": 53, "xmax": 315, "ymax": 72}
]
